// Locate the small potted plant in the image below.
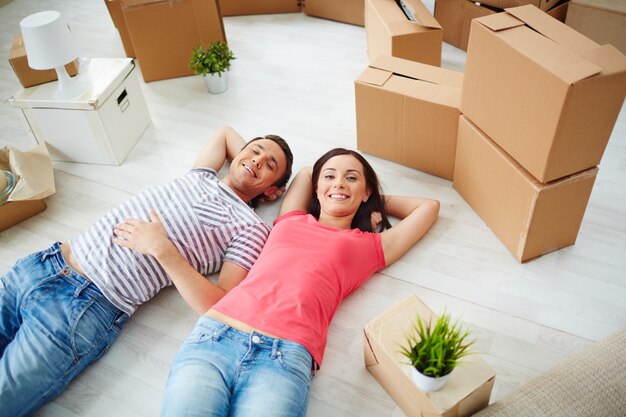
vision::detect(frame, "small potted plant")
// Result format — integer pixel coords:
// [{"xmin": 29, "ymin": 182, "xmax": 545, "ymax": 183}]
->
[
  {"xmin": 400, "ymin": 311, "xmax": 475, "ymax": 392},
  {"xmin": 189, "ymin": 41, "xmax": 236, "ymax": 94}
]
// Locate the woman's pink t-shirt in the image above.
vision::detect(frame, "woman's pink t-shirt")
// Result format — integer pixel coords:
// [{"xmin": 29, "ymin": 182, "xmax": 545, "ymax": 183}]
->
[{"xmin": 212, "ymin": 210, "xmax": 386, "ymax": 367}]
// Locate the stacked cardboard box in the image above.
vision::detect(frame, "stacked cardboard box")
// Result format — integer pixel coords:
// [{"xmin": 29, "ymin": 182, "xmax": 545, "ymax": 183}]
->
[
  {"xmin": 365, "ymin": 0, "xmax": 442, "ymax": 66},
  {"xmin": 434, "ymin": 0, "xmax": 570, "ymax": 51},
  {"xmin": 454, "ymin": 5, "xmax": 626, "ymax": 261},
  {"xmin": 219, "ymin": 0, "xmax": 301, "ymax": 16},
  {"xmin": 104, "ymin": 0, "xmax": 226, "ymax": 82},
  {"xmin": 355, "ymin": 55, "xmax": 463, "ymax": 180}
]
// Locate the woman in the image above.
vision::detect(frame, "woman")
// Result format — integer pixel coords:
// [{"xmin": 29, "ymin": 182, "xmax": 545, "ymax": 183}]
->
[{"xmin": 116, "ymin": 148, "xmax": 439, "ymax": 417}]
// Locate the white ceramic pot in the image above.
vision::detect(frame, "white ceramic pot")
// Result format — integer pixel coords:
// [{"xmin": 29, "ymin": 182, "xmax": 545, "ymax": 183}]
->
[
  {"xmin": 203, "ymin": 72, "xmax": 228, "ymax": 94},
  {"xmin": 411, "ymin": 367, "xmax": 451, "ymax": 392}
]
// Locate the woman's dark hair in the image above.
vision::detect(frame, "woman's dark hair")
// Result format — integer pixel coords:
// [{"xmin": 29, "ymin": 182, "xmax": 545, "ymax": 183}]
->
[
  {"xmin": 245, "ymin": 134, "xmax": 293, "ymax": 208},
  {"xmin": 308, "ymin": 148, "xmax": 392, "ymax": 233}
]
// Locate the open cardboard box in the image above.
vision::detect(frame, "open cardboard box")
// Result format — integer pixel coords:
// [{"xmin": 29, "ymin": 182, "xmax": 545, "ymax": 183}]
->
[
  {"xmin": 355, "ymin": 55, "xmax": 462, "ymax": 180},
  {"xmin": 364, "ymin": 294, "xmax": 495, "ymax": 417},
  {"xmin": 365, "ymin": 0, "xmax": 442, "ymax": 66},
  {"xmin": 453, "ymin": 116, "xmax": 597, "ymax": 262},
  {"xmin": 461, "ymin": 5, "xmax": 626, "ymax": 183}
]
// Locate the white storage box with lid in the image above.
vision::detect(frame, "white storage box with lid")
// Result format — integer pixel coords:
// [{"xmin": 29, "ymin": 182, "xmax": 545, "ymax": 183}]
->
[{"xmin": 9, "ymin": 58, "xmax": 151, "ymax": 165}]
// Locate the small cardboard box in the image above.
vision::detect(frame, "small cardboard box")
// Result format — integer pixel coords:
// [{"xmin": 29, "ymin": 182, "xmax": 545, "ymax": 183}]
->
[
  {"xmin": 8, "ymin": 35, "xmax": 79, "ymax": 88},
  {"xmin": 453, "ymin": 116, "xmax": 597, "ymax": 262},
  {"xmin": 10, "ymin": 58, "xmax": 151, "ymax": 165},
  {"xmin": 365, "ymin": 0, "xmax": 442, "ymax": 66},
  {"xmin": 461, "ymin": 5, "xmax": 626, "ymax": 183},
  {"xmin": 303, "ymin": 0, "xmax": 365, "ymax": 26},
  {"xmin": 566, "ymin": 0, "xmax": 626, "ymax": 56},
  {"xmin": 0, "ymin": 200, "xmax": 47, "ymax": 232},
  {"xmin": 104, "ymin": 0, "xmax": 136, "ymax": 57},
  {"xmin": 477, "ymin": 0, "xmax": 560, "ymax": 11},
  {"xmin": 219, "ymin": 0, "xmax": 301, "ymax": 16},
  {"xmin": 119, "ymin": 0, "xmax": 226, "ymax": 82},
  {"xmin": 364, "ymin": 294, "xmax": 495, "ymax": 417},
  {"xmin": 355, "ymin": 55, "xmax": 462, "ymax": 180}
]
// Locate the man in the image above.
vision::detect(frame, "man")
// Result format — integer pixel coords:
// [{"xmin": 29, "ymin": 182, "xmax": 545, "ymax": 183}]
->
[{"xmin": 0, "ymin": 126, "xmax": 293, "ymax": 417}]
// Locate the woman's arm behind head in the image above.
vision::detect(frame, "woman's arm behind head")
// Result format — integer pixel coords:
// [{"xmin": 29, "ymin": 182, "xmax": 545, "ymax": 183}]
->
[{"xmin": 380, "ymin": 196, "xmax": 440, "ymax": 266}]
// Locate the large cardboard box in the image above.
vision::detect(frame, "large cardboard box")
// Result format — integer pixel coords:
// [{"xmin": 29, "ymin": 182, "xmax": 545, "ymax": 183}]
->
[
  {"xmin": 453, "ymin": 116, "xmax": 597, "ymax": 262},
  {"xmin": 566, "ymin": 0, "xmax": 626, "ymax": 56},
  {"xmin": 104, "ymin": 0, "xmax": 136, "ymax": 57},
  {"xmin": 219, "ymin": 0, "xmax": 301, "ymax": 16},
  {"xmin": 303, "ymin": 0, "xmax": 365, "ymax": 26},
  {"xmin": 461, "ymin": 5, "xmax": 626, "ymax": 183},
  {"xmin": 9, "ymin": 35, "xmax": 79, "ymax": 88},
  {"xmin": 120, "ymin": 0, "xmax": 226, "ymax": 82},
  {"xmin": 364, "ymin": 294, "xmax": 495, "ymax": 417},
  {"xmin": 10, "ymin": 58, "xmax": 151, "ymax": 165},
  {"xmin": 365, "ymin": 0, "xmax": 442, "ymax": 66},
  {"xmin": 477, "ymin": 0, "xmax": 560, "ymax": 11},
  {"xmin": 355, "ymin": 55, "xmax": 462, "ymax": 179}
]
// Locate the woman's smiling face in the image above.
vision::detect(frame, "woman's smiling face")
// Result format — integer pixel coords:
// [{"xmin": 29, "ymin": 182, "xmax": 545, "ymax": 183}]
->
[{"xmin": 315, "ymin": 154, "xmax": 371, "ymax": 222}]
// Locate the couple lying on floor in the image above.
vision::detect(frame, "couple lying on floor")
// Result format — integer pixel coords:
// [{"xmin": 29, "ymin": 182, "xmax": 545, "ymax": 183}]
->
[{"xmin": 0, "ymin": 126, "xmax": 439, "ymax": 417}]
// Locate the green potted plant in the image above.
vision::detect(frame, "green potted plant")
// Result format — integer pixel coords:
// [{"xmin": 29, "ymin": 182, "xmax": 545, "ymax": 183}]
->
[
  {"xmin": 189, "ymin": 41, "xmax": 236, "ymax": 94},
  {"xmin": 400, "ymin": 311, "xmax": 475, "ymax": 392}
]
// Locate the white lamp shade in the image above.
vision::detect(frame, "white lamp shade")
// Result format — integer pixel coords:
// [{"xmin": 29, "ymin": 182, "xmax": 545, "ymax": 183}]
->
[{"xmin": 20, "ymin": 11, "xmax": 80, "ymax": 70}]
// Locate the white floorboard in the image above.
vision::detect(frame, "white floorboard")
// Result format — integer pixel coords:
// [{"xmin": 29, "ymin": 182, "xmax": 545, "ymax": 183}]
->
[{"xmin": 0, "ymin": 1, "xmax": 624, "ymax": 416}]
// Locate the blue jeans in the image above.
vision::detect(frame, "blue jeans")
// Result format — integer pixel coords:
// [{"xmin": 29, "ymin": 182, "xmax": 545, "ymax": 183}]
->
[
  {"xmin": 161, "ymin": 316, "xmax": 314, "ymax": 417},
  {"xmin": 0, "ymin": 242, "xmax": 128, "ymax": 417}
]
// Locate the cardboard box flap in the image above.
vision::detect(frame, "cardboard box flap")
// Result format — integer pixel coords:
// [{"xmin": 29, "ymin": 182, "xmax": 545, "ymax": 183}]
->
[
  {"xmin": 370, "ymin": 55, "xmax": 463, "ymax": 88},
  {"xmin": 409, "ymin": 0, "xmax": 443, "ymax": 29},
  {"xmin": 578, "ymin": 44, "xmax": 626, "ymax": 78},
  {"xmin": 121, "ymin": 0, "xmax": 172, "ymax": 8},
  {"xmin": 357, "ymin": 66, "xmax": 393, "ymax": 86},
  {"xmin": 477, "ymin": 12, "xmax": 526, "ymax": 32},
  {"xmin": 505, "ymin": 5, "xmax": 599, "ymax": 53}
]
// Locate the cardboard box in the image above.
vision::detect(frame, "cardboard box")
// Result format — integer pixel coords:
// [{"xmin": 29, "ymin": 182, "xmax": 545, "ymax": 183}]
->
[
  {"xmin": 0, "ymin": 200, "xmax": 47, "ymax": 232},
  {"xmin": 566, "ymin": 0, "xmax": 626, "ymax": 56},
  {"xmin": 461, "ymin": 5, "xmax": 626, "ymax": 183},
  {"xmin": 434, "ymin": 0, "xmax": 499, "ymax": 51},
  {"xmin": 546, "ymin": 0, "xmax": 569, "ymax": 23},
  {"xmin": 303, "ymin": 0, "xmax": 365, "ymax": 26},
  {"xmin": 8, "ymin": 35, "xmax": 79, "ymax": 88},
  {"xmin": 453, "ymin": 116, "xmax": 597, "ymax": 262},
  {"xmin": 477, "ymin": 0, "xmax": 560, "ymax": 11},
  {"xmin": 120, "ymin": 0, "xmax": 226, "ymax": 82},
  {"xmin": 219, "ymin": 0, "xmax": 301, "ymax": 16},
  {"xmin": 365, "ymin": 0, "xmax": 442, "ymax": 66},
  {"xmin": 10, "ymin": 58, "xmax": 151, "ymax": 165},
  {"xmin": 355, "ymin": 55, "xmax": 462, "ymax": 179},
  {"xmin": 104, "ymin": 0, "xmax": 136, "ymax": 57},
  {"xmin": 364, "ymin": 294, "xmax": 496, "ymax": 417}
]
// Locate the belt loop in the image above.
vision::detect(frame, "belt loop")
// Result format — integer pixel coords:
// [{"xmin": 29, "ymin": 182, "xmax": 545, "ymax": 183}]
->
[
  {"xmin": 73, "ymin": 280, "xmax": 90, "ymax": 298},
  {"xmin": 212, "ymin": 324, "xmax": 229, "ymax": 341},
  {"xmin": 271, "ymin": 338, "xmax": 279, "ymax": 359}
]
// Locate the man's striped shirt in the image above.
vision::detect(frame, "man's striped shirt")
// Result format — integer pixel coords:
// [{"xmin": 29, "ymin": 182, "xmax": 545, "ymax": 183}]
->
[{"xmin": 69, "ymin": 168, "xmax": 270, "ymax": 316}]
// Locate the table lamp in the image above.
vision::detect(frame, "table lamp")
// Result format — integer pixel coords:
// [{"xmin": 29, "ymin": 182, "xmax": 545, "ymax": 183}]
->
[{"xmin": 20, "ymin": 11, "xmax": 86, "ymax": 100}]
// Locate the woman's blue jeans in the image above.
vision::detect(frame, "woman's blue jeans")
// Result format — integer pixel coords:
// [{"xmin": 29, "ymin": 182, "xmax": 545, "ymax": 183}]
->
[
  {"xmin": 161, "ymin": 316, "xmax": 314, "ymax": 417},
  {"xmin": 0, "ymin": 242, "xmax": 128, "ymax": 417}
]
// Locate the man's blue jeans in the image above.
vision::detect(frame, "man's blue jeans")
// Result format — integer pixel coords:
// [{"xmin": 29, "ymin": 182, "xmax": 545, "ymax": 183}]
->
[
  {"xmin": 161, "ymin": 316, "xmax": 314, "ymax": 417},
  {"xmin": 0, "ymin": 242, "xmax": 128, "ymax": 417}
]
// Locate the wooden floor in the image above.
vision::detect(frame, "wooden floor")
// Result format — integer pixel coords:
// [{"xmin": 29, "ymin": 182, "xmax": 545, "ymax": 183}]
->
[{"xmin": 1, "ymin": 1, "xmax": 625, "ymax": 416}]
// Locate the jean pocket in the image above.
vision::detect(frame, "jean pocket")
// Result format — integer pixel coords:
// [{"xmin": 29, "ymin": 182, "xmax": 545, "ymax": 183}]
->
[
  {"xmin": 71, "ymin": 297, "xmax": 123, "ymax": 357},
  {"xmin": 276, "ymin": 346, "xmax": 313, "ymax": 385}
]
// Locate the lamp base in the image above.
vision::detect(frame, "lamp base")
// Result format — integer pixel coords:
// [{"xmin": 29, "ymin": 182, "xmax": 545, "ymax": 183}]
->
[{"xmin": 53, "ymin": 65, "xmax": 87, "ymax": 100}]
